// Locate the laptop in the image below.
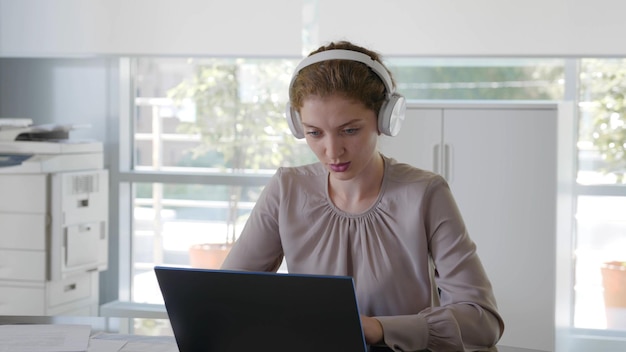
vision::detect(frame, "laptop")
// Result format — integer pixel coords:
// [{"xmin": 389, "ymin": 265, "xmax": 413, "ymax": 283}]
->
[{"xmin": 154, "ymin": 266, "xmax": 368, "ymax": 352}]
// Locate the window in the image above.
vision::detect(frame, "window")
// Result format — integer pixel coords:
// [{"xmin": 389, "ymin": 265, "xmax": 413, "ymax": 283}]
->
[
  {"xmin": 575, "ymin": 59, "xmax": 626, "ymax": 331},
  {"xmin": 119, "ymin": 57, "xmax": 315, "ymax": 304},
  {"xmin": 113, "ymin": 56, "xmax": 625, "ymax": 343},
  {"xmin": 387, "ymin": 58, "xmax": 565, "ymax": 101}
]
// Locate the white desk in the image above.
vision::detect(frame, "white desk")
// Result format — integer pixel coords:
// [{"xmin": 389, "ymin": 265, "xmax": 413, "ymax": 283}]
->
[{"xmin": 0, "ymin": 315, "xmax": 547, "ymax": 352}]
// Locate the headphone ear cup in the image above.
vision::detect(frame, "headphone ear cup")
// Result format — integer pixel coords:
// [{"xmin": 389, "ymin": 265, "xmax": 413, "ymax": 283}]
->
[
  {"xmin": 285, "ymin": 102, "xmax": 305, "ymax": 139},
  {"xmin": 378, "ymin": 94, "xmax": 406, "ymax": 137}
]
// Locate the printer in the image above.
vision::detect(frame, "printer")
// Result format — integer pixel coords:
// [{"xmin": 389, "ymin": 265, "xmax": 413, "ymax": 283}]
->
[{"xmin": 0, "ymin": 120, "xmax": 108, "ymax": 316}]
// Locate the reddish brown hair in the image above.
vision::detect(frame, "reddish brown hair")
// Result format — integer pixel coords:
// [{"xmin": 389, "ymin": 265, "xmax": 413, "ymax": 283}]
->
[{"xmin": 289, "ymin": 41, "xmax": 396, "ymax": 115}]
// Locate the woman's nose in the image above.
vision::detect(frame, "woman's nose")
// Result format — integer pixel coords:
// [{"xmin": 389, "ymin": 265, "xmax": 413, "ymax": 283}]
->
[{"xmin": 325, "ymin": 136, "xmax": 344, "ymax": 159}]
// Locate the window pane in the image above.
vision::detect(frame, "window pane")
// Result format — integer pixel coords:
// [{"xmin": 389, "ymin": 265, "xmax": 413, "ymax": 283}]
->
[
  {"xmin": 575, "ymin": 195, "xmax": 626, "ymax": 330},
  {"xmin": 387, "ymin": 58, "xmax": 565, "ymax": 100},
  {"xmin": 129, "ymin": 57, "xmax": 314, "ymax": 305},
  {"xmin": 133, "ymin": 58, "xmax": 316, "ymax": 172},
  {"xmin": 131, "ymin": 182, "xmax": 265, "ymax": 304},
  {"xmin": 575, "ymin": 59, "xmax": 626, "ymax": 336},
  {"xmin": 579, "ymin": 59, "xmax": 626, "ymax": 185}
]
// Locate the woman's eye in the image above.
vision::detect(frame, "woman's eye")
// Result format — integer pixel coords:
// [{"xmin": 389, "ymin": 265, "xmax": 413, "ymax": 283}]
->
[
  {"xmin": 306, "ymin": 130, "xmax": 321, "ymax": 137},
  {"xmin": 344, "ymin": 128, "xmax": 358, "ymax": 135}
]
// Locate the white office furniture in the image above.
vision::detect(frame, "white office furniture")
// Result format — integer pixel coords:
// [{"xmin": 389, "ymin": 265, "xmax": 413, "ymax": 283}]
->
[
  {"xmin": 379, "ymin": 101, "xmax": 573, "ymax": 352},
  {"xmin": 0, "ymin": 139, "xmax": 108, "ymax": 316}
]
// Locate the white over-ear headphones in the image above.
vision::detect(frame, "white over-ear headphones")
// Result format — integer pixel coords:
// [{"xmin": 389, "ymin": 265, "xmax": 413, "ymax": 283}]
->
[{"xmin": 285, "ymin": 49, "xmax": 406, "ymax": 139}]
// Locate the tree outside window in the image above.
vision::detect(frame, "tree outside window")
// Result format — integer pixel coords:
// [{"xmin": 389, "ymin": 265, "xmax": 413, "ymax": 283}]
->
[
  {"xmin": 580, "ymin": 59, "xmax": 626, "ymax": 184},
  {"xmin": 166, "ymin": 59, "xmax": 316, "ymax": 245}
]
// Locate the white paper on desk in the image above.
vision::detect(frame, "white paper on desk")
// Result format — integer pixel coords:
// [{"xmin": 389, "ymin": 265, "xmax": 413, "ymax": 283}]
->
[
  {"xmin": 90, "ymin": 333, "xmax": 177, "ymax": 352},
  {"xmin": 87, "ymin": 339, "xmax": 126, "ymax": 352},
  {"xmin": 119, "ymin": 342, "xmax": 178, "ymax": 352},
  {"xmin": 0, "ymin": 324, "xmax": 91, "ymax": 352},
  {"xmin": 91, "ymin": 333, "xmax": 175, "ymax": 345}
]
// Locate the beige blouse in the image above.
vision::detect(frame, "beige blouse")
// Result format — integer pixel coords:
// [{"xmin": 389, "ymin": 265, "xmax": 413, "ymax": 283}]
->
[{"xmin": 221, "ymin": 154, "xmax": 504, "ymax": 351}]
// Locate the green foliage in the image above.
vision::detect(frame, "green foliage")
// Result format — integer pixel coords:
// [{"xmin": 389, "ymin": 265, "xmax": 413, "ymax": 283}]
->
[
  {"xmin": 165, "ymin": 58, "xmax": 316, "ymax": 243},
  {"xmin": 581, "ymin": 59, "xmax": 626, "ymax": 183},
  {"xmin": 166, "ymin": 58, "xmax": 312, "ymax": 171},
  {"xmin": 391, "ymin": 64, "xmax": 563, "ymax": 100}
]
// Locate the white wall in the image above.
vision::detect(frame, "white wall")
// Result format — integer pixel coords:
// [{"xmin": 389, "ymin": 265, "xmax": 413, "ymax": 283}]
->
[
  {"xmin": 0, "ymin": 58, "xmax": 115, "ymax": 143},
  {"xmin": 0, "ymin": 0, "xmax": 302, "ymax": 57},
  {"xmin": 317, "ymin": 0, "xmax": 626, "ymax": 57},
  {"xmin": 2, "ymin": 0, "xmax": 626, "ymax": 58}
]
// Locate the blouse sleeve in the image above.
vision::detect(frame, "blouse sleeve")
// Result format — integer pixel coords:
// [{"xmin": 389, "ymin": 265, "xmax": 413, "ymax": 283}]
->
[
  {"xmin": 376, "ymin": 176, "xmax": 504, "ymax": 351},
  {"xmin": 221, "ymin": 170, "xmax": 284, "ymax": 272}
]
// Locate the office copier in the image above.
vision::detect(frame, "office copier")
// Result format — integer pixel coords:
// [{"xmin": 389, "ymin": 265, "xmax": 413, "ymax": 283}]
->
[{"xmin": 0, "ymin": 120, "xmax": 108, "ymax": 316}]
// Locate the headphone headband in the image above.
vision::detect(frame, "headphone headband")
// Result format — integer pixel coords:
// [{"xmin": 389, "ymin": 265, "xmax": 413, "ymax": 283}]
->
[{"xmin": 289, "ymin": 49, "xmax": 395, "ymax": 97}]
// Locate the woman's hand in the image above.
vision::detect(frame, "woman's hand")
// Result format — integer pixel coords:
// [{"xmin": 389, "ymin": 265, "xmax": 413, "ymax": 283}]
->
[{"xmin": 360, "ymin": 315, "xmax": 384, "ymax": 345}]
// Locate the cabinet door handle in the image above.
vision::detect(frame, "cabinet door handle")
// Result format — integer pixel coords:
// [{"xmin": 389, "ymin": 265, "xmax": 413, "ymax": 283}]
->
[
  {"xmin": 444, "ymin": 143, "xmax": 452, "ymax": 181},
  {"xmin": 433, "ymin": 144, "xmax": 440, "ymax": 174}
]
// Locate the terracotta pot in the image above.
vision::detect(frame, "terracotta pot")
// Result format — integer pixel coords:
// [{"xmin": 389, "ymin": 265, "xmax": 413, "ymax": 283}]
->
[
  {"xmin": 601, "ymin": 261, "xmax": 626, "ymax": 307},
  {"xmin": 188, "ymin": 243, "xmax": 232, "ymax": 269},
  {"xmin": 601, "ymin": 261, "xmax": 626, "ymax": 329}
]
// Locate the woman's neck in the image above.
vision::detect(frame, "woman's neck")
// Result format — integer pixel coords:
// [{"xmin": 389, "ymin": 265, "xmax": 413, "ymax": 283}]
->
[{"xmin": 328, "ymin": 153, "xmax": 385, "ymax": 213}]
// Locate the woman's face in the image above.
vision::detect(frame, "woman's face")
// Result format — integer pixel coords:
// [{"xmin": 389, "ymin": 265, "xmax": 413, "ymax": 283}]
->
[{"xmin": 299, "ymin": 94, "xmax": 380, "ymax": 181}]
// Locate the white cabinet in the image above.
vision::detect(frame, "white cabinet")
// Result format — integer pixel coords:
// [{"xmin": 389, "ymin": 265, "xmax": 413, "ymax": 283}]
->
[
  {"xmin": 0, "ymin": 272, "xmax": 99, "ymax": 316},
  {"xmin": 0, "ymin": 169, "xmax": 108, "ymax": 316},
  {"xmin": 379, "ymin": 102, "xmax": 573, "ymax": 351}
]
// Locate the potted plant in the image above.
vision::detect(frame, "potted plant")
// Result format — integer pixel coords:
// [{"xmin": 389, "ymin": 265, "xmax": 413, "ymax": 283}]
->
[
  {"xmin": 188, "ymin": 242, "xmax": 233, "ymax": 269},
  {"xmin": 601, "ymin": 261, "xmax": 626, "ymax": 329},
  {"xmin": 187, "ymin": 207, "xmax": 246, "ymax": 270}
]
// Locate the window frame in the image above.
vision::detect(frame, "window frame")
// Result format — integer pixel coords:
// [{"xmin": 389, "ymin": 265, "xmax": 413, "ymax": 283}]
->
[{"xmin": 110, "ymin": 57, "xmax": 275, "ymax": 303}]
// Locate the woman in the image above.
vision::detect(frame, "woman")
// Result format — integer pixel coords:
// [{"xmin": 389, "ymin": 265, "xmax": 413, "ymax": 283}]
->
[{"xmin": 221, "ymin": 41, "xmax": 504, "ymax": 351}]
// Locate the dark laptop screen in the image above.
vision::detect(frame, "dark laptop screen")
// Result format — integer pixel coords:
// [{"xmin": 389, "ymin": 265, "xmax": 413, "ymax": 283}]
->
[{"xmin": 155, "ymin": 266, "xmax": 367, "ymax": 352}]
